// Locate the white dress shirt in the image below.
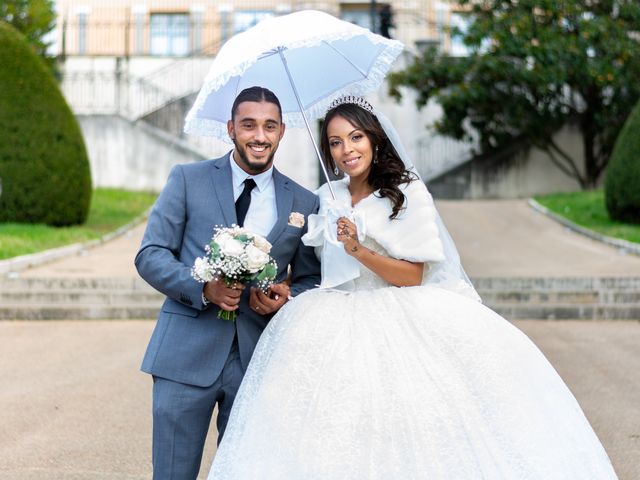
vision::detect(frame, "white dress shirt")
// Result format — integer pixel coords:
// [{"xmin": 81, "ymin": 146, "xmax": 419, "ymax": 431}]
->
[{"xmin": 229, "ymin": 151, "xmax": 278, "ymax": 238}]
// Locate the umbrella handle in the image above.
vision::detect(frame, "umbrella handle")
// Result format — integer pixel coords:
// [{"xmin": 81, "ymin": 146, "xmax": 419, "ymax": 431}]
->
[{"xmin": 277, "ymin": 48, "xmax": 337, "ymax": 201}]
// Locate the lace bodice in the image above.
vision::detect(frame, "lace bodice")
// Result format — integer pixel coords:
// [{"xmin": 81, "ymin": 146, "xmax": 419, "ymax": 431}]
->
[{"xmin": 337, "ymin": 237, "xmax": 392, "ymax": 291}]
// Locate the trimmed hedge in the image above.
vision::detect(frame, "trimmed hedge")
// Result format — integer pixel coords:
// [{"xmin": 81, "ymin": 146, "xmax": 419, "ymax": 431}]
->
[
  {"xmin": 0, "ymin": 21, "xmax": 91, "ymax": 226},
  {"xmin": 605, "ymin": 99, "xmax": 640, "ymax": 224}
]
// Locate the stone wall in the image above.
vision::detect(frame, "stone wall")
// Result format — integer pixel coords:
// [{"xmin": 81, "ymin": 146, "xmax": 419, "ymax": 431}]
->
[
  {"xmin": 77, "ymin": 115, "xmax": 204, "ymax": 191},
  {"xmin": 428, "ymin": 124, "xmax": 592, "ymax": 199},
  {"xmin": 76, "ymin": 114, "xmax": 319, "ymax": 192}
]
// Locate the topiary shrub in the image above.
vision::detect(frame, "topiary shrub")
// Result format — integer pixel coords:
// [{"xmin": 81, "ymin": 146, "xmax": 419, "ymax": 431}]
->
[
  {"xmin": 0, "ymin": 21, "xmax": 91, "ymax": 226},
  {"xmin": 605, "ymin": 99, "xmax": 640, "ymax": 224}
]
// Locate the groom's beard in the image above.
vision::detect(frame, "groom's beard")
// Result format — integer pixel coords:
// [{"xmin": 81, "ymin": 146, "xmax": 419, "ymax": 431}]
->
[{"xmin": 233, "ymin": 139, "xmax": 277, "ymax": 174}]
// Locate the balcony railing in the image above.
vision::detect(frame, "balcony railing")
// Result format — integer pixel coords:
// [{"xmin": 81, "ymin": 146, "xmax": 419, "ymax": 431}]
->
[
  {"xmin": 61, "ymin": 56, "xmax": 213, "ymax": 120},
  {"xmin": 55, "ymin": 3, "xmax": 448, "ymax": 58}
]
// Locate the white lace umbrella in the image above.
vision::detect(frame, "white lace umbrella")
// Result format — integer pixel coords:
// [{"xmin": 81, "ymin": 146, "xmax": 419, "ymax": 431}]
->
[{"xmin": 184, "ymin": 10, "xmax": 403, "ymax": 198}]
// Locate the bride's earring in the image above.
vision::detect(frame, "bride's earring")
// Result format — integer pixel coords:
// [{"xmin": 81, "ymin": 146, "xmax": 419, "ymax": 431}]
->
[
  {"xmin": 373, "ymin": 146, "xmax": 379, "ymax": 164},
  {"xmin": 333, "ymin": 163, "xmax": 340, "ymax": 176}
]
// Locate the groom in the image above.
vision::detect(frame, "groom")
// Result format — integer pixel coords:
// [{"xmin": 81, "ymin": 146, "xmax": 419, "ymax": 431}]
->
[{"xmin": 135, "ymin": 86, "xmax": 320, "ymax": 480}]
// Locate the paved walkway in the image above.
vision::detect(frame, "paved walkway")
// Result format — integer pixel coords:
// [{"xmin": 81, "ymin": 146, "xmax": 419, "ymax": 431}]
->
[
  {"xmin": 20, "ymin": 200, "xmax": 640, "ymax": 279},
  {"xmin": 3, "ymin": 200, "xmax": 640, "ymax": 479},
  {"xmin": 19, "ymin": 222, "xmax": 146, "ymax": 279},
  {"xmin": 437, "ymin": 199, "xmax": 640, "ymax": 277},
  {"xmin": 0, "ymin": 319, "xmax": 637, "ymax": 479}
]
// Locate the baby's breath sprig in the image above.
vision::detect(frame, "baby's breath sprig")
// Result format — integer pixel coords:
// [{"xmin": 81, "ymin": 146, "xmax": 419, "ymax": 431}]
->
[{"xmin": 191, "ymin": 226, "xmax": 278, "ymax": 321}]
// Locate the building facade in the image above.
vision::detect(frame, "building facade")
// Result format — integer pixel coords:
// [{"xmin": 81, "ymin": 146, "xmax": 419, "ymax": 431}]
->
[
  {"xmin": 51, "ymin": 1, "xmax": 586, "ymax": 197},
  {"xmin": 53, "ymin": 0, "xmax": 466, "ymax": 58}
]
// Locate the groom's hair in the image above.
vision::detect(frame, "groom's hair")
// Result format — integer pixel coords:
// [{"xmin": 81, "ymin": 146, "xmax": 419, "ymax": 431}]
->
[{"xmin": 231, "ymin": 86, "xmax": 282, "ymax": 121}]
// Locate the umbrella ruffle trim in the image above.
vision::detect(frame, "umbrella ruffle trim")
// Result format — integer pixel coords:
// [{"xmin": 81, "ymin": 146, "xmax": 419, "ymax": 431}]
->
[
  {"xmin": 203, "ymin": 31, "xmax": 402, "ymax": 92},
  {"xmin": 184, "ymin": 34, "xmax": 404, "ymax": 138},
  {"xmin": 297, "ymin": 40, "xmax": 404, "ymax": 126}
]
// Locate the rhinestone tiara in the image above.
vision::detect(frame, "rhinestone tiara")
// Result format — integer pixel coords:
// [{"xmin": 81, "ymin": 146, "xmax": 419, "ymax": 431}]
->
[{"xmin": 328, "ymin": 95, "xmax": 374, "ymax": 114}]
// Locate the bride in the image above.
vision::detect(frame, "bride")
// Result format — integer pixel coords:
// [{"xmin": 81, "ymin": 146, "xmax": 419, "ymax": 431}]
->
[{"xmin": 208, "ymin": 96, "xmax": 618, "ymax": 479}]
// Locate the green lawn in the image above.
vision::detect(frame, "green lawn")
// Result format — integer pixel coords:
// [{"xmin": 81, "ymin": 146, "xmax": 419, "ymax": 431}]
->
[
  {"xmin": 0, "ymin": 188, "xmax": 157, "ymax": 260},
  {"xmin": 534, "ymin": 190, "xmax": 640, "ymax": 244}
]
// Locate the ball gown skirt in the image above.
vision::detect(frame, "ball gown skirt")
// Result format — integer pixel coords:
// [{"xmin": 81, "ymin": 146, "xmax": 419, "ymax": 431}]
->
[{"xmin": 208, "ymin": 264, "xmax": 617, "ymax": 479}]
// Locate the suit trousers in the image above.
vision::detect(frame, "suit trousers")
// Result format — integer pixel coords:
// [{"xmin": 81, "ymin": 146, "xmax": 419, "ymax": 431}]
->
[{"xmin": 151, "ymin": 338, "xmax": 243, "ymax": 480}]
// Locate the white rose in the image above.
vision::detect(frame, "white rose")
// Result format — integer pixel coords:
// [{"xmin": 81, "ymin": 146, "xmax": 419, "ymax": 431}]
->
[
  {"xmin": 244, "ymin": 244, "xmax": 270, "ymax": 272},
  {"xmin": 252, "ymin": 235, "xmax": 272, "ymax": 254},
  {"xmin": 231, "ymin": 226, "xmax": 249, "ymax": 236},
  {"xmin": 219, "ymin": 237, "xmax": 245, "ymax": 257},
  {"xmin": 193, "ymin": 257, "xmax": 214, "ymax": 282},
  {"xmin": 214, "ymin": 231, "xmax": 233, "ymax": 248}
]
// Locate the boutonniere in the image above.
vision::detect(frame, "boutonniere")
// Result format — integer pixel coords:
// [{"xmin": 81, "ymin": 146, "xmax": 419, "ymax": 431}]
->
[{"xmin": 288, "ymin": 212, "xmax": 305, "ymax": 228}]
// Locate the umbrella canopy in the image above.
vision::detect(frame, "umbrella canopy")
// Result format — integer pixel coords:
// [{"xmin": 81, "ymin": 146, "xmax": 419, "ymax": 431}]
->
[{"xmin": 184, "ymin": 10, "xmax": 403, "ymax": 140}]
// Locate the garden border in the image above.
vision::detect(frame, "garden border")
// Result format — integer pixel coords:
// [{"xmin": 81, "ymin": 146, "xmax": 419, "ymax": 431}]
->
[
  {"xmin": 528, "ymin": 198, "xmax": 640, "ymax": 257},
  {"xmin": 0, "ymin": 210, "xmax": 149, "ymax": 276}
]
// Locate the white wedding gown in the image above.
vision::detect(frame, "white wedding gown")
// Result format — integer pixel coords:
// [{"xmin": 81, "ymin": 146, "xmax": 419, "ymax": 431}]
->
[
  {"xmin": 209, "ymin": 175, "xmax": 616, "ymax": 479},
  {"xmin": 208, "ymin": 234, "xmax": 618, "ymax": 479}
]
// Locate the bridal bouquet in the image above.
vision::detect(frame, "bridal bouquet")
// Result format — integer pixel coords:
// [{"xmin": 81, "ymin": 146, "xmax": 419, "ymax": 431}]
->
[{"xmin": 191, "ymin": 226, "xmax": 278, "ymax": 321}]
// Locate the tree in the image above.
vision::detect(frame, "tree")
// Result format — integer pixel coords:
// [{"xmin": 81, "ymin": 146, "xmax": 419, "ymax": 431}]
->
[
  {"xmin": 0, "ymin": 0, "xmax": 57, "ymax": 73},
  {"xmin": 389, "ymin": 0, "xmax": 640, "ymax": 188},
  {"xmin": 605, "ymin": 98, "xmax": 640, "ymax": 223},
  {"xmin": 0, "ymin": 21, "xmax": 91, "ymax": 226}
]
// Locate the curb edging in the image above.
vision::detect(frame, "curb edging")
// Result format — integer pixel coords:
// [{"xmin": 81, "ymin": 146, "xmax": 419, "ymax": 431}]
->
[
  {"xmin": 527, "ymin": 198, "xmax": 640, "ymax": 257},
  {"xmin": 0, "ymin": 211, "xmax": 149, "ymax": 276}
]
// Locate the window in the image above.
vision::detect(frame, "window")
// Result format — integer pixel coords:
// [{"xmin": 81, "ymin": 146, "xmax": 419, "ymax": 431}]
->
[
  {"xmin": 233, "ymin": 10, "xmax": 274, "ymax": 35},
  {"xmin": 436, "ymin": 4, "xmax": 447, "ymax": 47},
  {"xmin": 191, "ymin": 11, "xmax": 203, "ymax": 53},
  {"xmin": 191, "ymin": 5, "xmax": 205, "ymax": 53},
  {"xmin": 340, "ymin": 3, "xmax": 375, "ymax": 32},
  {"xmin": 77, "ymin": 12, "xmax": 87, "ymax": 54},
  {"xmin": 218, "ymin": 4, "xmax": 232, "ymax": 44},
  {"xmin": 134, "ymin": 11, "xmax": 145, "ymax": 55},
  {"xmin": 450, "ymin": 13, "xmax": 471, "ymax": 57},
  {"xmin": 150, "ymin": 13, "xmax": 189, "ymax": 56}
]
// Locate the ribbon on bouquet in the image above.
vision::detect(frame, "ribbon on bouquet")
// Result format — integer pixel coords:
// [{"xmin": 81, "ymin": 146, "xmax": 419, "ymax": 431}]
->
[{"xmin": 302, "ymin": 198, "xmax": 366, "ymax": 289}]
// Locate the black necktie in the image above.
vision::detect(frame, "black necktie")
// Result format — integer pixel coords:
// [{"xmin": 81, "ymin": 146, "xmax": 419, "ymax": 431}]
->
[{"xmin": 235, "ymin": 178, "xmax": 256, "ymax": 227}]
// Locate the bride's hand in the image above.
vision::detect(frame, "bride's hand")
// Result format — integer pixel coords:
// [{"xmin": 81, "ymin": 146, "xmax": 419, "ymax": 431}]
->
[{"xmin": 337, "ymin": 217, "xmax": 361, "ymax": 256}]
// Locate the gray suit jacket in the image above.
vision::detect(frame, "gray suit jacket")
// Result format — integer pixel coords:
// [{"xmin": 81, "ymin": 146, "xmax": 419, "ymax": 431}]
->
[{"xmin": 136, "ymin": 154, "xmax": 320, "ymax": 387}]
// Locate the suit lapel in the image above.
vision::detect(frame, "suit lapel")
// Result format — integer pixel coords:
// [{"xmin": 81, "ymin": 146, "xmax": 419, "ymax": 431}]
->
[
  {"xmin": 211, "ymin": 153, "xmax": 237, "ymax": 226},
  {"xmin": 267, "ymin": 168, "xmax": 293, "ymax": 244}
]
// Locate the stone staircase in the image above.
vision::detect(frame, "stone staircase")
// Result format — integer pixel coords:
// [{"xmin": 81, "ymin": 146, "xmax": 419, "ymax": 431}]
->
[
  {"xmin": 0, "ymin": 278, "xmax": 163, "ymax": 320},
  {"xmin": 473, "ymin": 277, "xmax": 640, "ymax": 320},
  {"xmin": 1, "ymin": 276, "xmax": 639, "ymax": 320}
]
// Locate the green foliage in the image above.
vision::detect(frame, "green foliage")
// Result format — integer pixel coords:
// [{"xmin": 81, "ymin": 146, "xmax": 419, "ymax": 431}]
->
[
  {"xmin": 0, "ymin": 21, "xmax": 91, "ymax": 226},
  {"xmin": 0, "ymin": 188, "xmax": 157, "ymax": 260},
  {"xmin": 389, "ymin": 0, "xmax": 640, "ymax": 188},
  {"xmin": 605, "ymin": 99, "xmax": 640, "ymax": 223},
  {"xmin": 0, "ymin": 0, "xmax": 57, "ymax": 74},
  {"xmin": 535, "ymin": 190, "xmax": 640, "ymax": 243}
]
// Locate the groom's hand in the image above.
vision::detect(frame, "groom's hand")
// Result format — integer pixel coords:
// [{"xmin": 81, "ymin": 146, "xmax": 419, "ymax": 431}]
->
[
  {"xmin": 249, "ymin": 283, "xmax": 290, "ymax": 315},
  {"xmin": 204, "ymin": 279, "xmax": 245, "ymax": 311}
]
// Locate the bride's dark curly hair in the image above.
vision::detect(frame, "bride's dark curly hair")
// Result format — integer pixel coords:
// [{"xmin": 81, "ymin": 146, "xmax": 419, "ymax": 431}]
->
[{"xmin": 320, "ymin": 103, "xmax": 416, "ymax": 219}]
